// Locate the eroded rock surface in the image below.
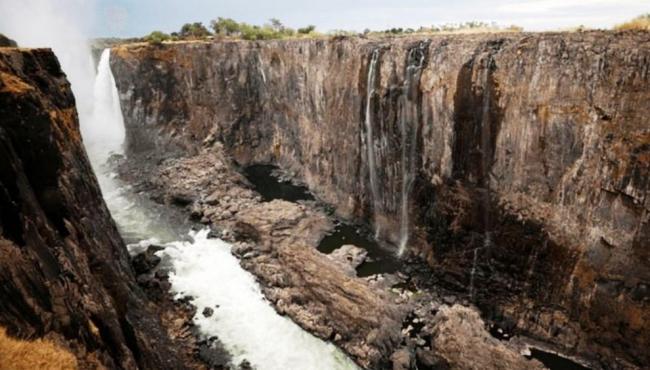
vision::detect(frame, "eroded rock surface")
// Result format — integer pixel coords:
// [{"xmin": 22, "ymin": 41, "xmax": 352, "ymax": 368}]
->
[
  {"xmin": 329, "ymin": 245, "xmax": 368, "ymax": 276},
  {"xmin": 427, "ymin": 305, "xmax": 545, "ymax": 370}
]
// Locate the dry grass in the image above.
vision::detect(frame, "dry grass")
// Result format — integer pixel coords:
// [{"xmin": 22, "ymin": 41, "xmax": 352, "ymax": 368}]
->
[
  {"xmin": 615, "ymin": 14, "xmax": 650, "ymax": 31},
  {"xmin": 0, "ymin": 327, "xmax": 77, "ymax": 370}
]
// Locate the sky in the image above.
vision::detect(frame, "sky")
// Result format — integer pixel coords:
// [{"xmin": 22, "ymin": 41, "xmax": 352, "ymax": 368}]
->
[
  {"xmin": 0, "ymin": 0, "xmax": 648, "ymax": 40},
  {"xmin": 92, "ymin": 0, "xmax": 650, "ymax": 37}
]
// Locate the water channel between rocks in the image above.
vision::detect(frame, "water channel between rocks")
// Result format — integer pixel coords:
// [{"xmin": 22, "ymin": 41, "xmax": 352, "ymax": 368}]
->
[{"xmin": 242, "ymin": 164, "xmax": 402, "ymax": 278}]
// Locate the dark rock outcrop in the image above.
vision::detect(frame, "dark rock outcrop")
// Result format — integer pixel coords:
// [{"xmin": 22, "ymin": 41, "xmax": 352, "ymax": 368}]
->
[
  {"xmin": 110, "ymin": 32, "xmax": 650, "ymax": 369},
  {"xmin": 0, "ymin": 48, "xmax": 190, "ymax": 369}
]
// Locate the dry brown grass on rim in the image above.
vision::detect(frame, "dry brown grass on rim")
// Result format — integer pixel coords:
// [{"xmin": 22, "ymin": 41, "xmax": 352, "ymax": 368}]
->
[
  {"xmin": 615, "ymin": 14, "xmax": 650, "ymax": 31},
  {"xmin": 0, "ymin": 327, "xmax": 77, "ymax": 370}
]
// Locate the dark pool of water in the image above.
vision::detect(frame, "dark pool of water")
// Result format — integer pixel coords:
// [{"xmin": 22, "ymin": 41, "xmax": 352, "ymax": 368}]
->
[
  {"xmin": 318, "ymin": 222, "xmax": 401, "ymax": 277},
  {"xmin": 526, "ymin": 348, "xmax": 590, "ymax": 370},
  {"xmin": 243, "ymin": 164, "xmax": 314, "ymax": 202},
  {"xmin": 243, "ymin": 164, "xmax": 400, "ymax": 277}
]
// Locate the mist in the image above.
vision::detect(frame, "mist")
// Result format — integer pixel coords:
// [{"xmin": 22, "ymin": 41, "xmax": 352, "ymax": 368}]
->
[{"xmin": 0, "ymin": 0, "xmax": 106, "ymax": 150}]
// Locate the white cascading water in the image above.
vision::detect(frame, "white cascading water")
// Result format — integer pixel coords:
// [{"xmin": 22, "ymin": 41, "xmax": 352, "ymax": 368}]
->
[
  {"xmin": 364, "ymin": 49, "xmax": 382, "ymax": 238},
  {"xmin": 90, "ymin": 51, "xmax": 358, "ymax": 370},
  {"xmin": 85, "ymin": 49, "xmax": 125, "ymax": 164},
  {"xmin": 159, "ymin": 230, "xmax": 356, "ymax": 369}
]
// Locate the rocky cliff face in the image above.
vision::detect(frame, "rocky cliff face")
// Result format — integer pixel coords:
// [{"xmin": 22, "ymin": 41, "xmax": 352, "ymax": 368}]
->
[
  {"xmin": 0, "ymin": 48, "xmax": 191, "ymax": 369},
  {"xmin": 111, "ymin": 31, "xmax": 650, "ymax": 368}
]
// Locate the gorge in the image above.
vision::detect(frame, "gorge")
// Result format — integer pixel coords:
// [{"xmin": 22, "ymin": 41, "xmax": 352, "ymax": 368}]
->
[
  {"xmin": 0, "ymin": 25, "xmax": 648, "ymax": 370},
  {"xmin": 108, "ymin": 31, "xmax": 650, "ymax": 369}
]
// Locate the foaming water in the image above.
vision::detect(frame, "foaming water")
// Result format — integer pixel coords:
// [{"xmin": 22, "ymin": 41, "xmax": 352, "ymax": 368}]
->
[{"xmin": 159, "ymin": 230, "xmax": 358, "ymax": 370}]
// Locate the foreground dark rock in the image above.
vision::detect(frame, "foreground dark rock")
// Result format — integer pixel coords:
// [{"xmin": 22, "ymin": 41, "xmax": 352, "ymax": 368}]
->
[
  {"xmin": 0, "ymin": 47, "xmax": 197, "ymax": 369},
  {"xmin": 111, "ymin": 32, "xmax": 650, "ymax": 369}
]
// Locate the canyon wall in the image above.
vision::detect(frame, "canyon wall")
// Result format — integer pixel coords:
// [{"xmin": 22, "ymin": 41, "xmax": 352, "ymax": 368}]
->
[
  {"xmin": 111, "ymin": 32, "xmax": 650, "ymax": 368},
  {"xmin": 0, "ymin": 48, "xmax": 189, "ymax": 369}
]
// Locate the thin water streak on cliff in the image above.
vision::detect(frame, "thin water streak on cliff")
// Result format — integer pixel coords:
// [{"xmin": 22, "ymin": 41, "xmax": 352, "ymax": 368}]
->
[
  {"xmin": 398, "ymin": 41, "xmax": 428, "ymax": 256},
  {"xmin": 364, "ymin": 48, "xmax": 382, "ymax": 238}
]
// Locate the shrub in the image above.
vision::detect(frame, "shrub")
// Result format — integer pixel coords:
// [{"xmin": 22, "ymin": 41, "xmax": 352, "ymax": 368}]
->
[
  {"xmin": 144, "ymin": 31, "xmax": 171, "ymax": 45},
  {"xmin": 211, "ymin": 17, "xmax": 241, "ymax": 36},
  {"xmin": 179, "ymin": 22, "xmax": 211, "ymax": 39},
  {"xmin": 615, "ymin": 14, "xmax": 650, "ymax": 31},
  {"xmin": 297, "ymin": 25, "xmax": 316, "ymax": 34}
]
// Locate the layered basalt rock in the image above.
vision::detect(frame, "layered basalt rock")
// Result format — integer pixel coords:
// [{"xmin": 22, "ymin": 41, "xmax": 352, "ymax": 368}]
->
[
  {"xmin": 111, "ymin": 31, "xmax": 650, "ymax": 368},
  {"xmin": 0, "ymin": 48, "xmax": 193, "ymax": 369}
]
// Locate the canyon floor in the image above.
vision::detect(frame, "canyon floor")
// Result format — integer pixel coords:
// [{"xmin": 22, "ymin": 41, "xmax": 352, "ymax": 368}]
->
[{"xmin": 114, "ymin": 140, "xmax": 594, "ymax": 370}]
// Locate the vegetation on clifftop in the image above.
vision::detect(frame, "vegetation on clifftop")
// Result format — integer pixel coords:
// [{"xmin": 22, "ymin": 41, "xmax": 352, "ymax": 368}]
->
[
  {"xmin": 113, "ymin": 13, "xmax": 650, "ymax": 47},
  {"xmin": 615, "ymin": 14, "xmax": 650, "ymax": 31},
  {"xmin": 137, "ymin": 17, "xmax": 527, "ymax": 45}
]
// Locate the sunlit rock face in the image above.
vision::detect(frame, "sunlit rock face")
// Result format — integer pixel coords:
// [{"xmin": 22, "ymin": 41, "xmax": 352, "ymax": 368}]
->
[
  {"xmin": 111, "ymin": 31, "xmax": 650, "ymax": 368},
  {"xmin": 0, "ymin": 48, "xmax": 188, "ymax": 369}
]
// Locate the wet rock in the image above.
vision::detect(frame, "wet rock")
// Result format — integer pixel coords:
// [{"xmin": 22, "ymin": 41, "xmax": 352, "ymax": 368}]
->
[
  {"xmin": 132, "ymin": 247, "xmax": 163, "ymax": 274},
  {"xmin": 202, "ymin": 307, "xmax": 214, "ymax": 318},
  {"xmin": 238, "ymin": 360, "xmax": 253, "ymax": 370},
  {"xmin": 198, "ymin": 337, "xmax": 231, "ymax": 368}
]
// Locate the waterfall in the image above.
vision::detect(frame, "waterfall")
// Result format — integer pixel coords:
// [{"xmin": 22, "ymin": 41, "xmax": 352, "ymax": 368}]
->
[
  {"xmin": 88, "ymin": 50, "xmax": 358, "ymax": 370},
  {"xmin": 85, "ymin": 49, "xmax": 125, "ymax": 166},
  {"xmin": 364, "ymin": 49, "xmax": 381, "ymax": 238},
  {"xmin": 397, "ymin": 42, "xmax": 427, "ymax": 257}
]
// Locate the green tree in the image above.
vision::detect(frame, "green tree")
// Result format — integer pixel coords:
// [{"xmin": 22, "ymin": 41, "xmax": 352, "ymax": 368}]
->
[
  {"xmin": 144, "ymin": 30, "xmax": 171, "ymax": 45},
  {"xmin": 179, "ymin": 22, "xmax": 211, "ymax": 39},
  {"xmin": 211, "ymin": 17, "xmax": 241, "ymax": 36},
  {"xmin": 297, "ymin": 25, "xmax": 316, "ymax": 34},
  {"xmin": 269, "ymin": 18, "xmax": 284, "ymax": 32}
]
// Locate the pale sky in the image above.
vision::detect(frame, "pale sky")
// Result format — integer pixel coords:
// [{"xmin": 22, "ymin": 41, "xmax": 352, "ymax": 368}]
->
[
  {"xmin": 0, "ymin": 0, "xmax": 648, "ymax": 39},
  {"xmin": 94, "ymin": 0, "xmax": 649, "ymax": 37}
]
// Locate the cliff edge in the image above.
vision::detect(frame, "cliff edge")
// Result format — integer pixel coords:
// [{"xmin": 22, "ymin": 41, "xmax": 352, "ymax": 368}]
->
[{"xmin": 0, "ymin": 47, "xmax": 188, "ymax": 369}]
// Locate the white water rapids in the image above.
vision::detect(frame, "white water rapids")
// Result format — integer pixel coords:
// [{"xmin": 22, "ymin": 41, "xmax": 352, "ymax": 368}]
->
[{"xmin": 91, "ymin": 50, "xmax": 358, "ymax": 370}]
